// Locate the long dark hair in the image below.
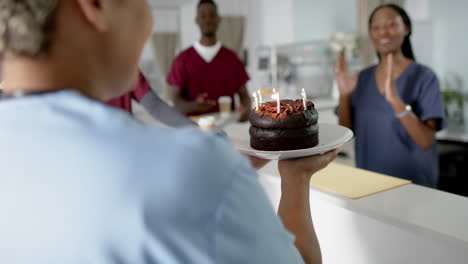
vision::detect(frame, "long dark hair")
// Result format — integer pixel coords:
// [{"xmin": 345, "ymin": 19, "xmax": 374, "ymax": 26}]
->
[{"xmin": 369, "ymin": 4, "xmax": 416, "ymax": 61}]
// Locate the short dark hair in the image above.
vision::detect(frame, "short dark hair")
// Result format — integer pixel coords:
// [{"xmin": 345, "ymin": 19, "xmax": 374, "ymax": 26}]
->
[
  {"xmin": 197, "ymin": 0, "xmax": 217, "ymax": 9},
  {"xmin": 0, "ymin": 0, "xmax": 59, "ymax": 57}
]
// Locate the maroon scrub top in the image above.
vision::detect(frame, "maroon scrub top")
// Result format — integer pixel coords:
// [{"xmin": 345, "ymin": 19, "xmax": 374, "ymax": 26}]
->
[
  {"xmin": 167, "ymin": 46, "xmax": 250, "ymax": 116},
  {"xmin": 107, "ymin": 72, "xmax": 151, "ymax": 114}
]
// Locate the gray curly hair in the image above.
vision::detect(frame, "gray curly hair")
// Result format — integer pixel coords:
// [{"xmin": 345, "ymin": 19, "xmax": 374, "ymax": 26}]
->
[{"xmin": 0, "ymin": 0, "xmax": 59, "ymax": 57}]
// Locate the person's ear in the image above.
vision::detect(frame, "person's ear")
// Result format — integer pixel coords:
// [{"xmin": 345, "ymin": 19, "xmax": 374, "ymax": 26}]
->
[{"xmin": 75, "ymin": 0, "xmax": 109, "ymax": 32}]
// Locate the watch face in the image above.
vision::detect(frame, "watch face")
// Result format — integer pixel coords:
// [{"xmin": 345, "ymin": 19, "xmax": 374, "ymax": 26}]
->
[{"xmin": 405, "ymin": 105, "xmax": 412, "ymax": 111}]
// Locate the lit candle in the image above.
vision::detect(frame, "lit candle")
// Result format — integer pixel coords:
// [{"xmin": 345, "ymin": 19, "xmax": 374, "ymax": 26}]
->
[
  {"xmin": 257, "ymin": 90, "xmax": 263, "ymax": 104},
  {"xmin": 272, "ymin": 92, "xmax": 280, "ymax": 113},
  {"xmin": 301, "ymin": 88, "xmax": 308, "ymax": 109},
  {"xmin": 253, "ymin": 92, "xmax": 259, "ymax": 111}
]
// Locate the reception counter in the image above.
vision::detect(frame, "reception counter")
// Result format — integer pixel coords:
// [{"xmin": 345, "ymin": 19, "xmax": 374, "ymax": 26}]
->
[
  {"xmin": 223, "ymin": 122, "xmax": 468, "ymax": 264},
  {"xmin": 437, "ymin": 121, "xmax": 468, "ymax": 150},
  {"xmin": 257, "ymin": 162, "xmax": 468, "ymax": 264}
]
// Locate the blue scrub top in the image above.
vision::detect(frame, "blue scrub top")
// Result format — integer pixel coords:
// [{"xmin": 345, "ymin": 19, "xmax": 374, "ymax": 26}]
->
[
  {"xmin": 351, "ymin": 62, "xmax": 445, "ymax": 187},
  {"xmin": 0, "ymin": 91, "xmax": 304, "ymax": 263}
]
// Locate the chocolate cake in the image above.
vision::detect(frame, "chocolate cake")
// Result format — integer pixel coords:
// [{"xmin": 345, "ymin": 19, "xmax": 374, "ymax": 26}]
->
[{"xmin": 249, "ymin": 99, "xmax": 319, "ymax": 151}]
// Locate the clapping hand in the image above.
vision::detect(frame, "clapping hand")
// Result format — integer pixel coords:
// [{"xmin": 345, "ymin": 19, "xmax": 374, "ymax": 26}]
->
[
  {"xmin": 334, "ymin": 54, "xmax": 359, "ymax": 97},
  {"xmin": 384, "ymin": 53, "xmax": 400, "ymax": 104}
]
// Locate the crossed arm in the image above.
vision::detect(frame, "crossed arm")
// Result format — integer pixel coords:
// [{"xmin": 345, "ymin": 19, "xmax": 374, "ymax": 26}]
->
[{"xmin": 171, "ymin": 85, "xmax": 251, "ymax": 122}]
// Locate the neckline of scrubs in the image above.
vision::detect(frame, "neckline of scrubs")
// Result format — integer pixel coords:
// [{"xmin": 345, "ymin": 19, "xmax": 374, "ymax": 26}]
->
[
  {"xmin": 193, "ymin": 46, "xmax": 223, "ymax": 65},
  {"xmin": 371, "ymin": 61, "xmax": 416, "ymax": 98}
]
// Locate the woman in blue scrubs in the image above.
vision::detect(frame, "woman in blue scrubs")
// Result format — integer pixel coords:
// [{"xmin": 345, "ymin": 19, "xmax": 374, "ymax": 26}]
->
[{"xmin": 335, "ymin": 4, "xmax": 445, "ymax": 187}]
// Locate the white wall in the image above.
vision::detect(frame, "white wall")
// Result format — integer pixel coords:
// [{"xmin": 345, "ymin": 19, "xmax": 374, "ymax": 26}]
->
[
  {"xmin": 293, "ymin": 0, "xmax": 357, "ymax": 42},
  {"xmin": 259, "ymin": 0, "xmax": 294, "ymax": 45},
  {"xmin": 141, "ymin": 9, "xmax": 179, "ymax": 62},
  {"xmin": 179, "ymin": 2, "xmax": 199, "ymax": 50},
  {"xmin": 153, "ymin": 9, "xmax": 179, "ymax": 33},
  {"xmin": 427, "ymin": 0, "xmax": 468, "ymax": 91},
  {"xmin": 407, "ymin": 0, "xmax": 468, "ymax": 91}
]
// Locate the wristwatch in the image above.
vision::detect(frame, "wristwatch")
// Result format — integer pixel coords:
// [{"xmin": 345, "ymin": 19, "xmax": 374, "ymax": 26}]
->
[{"xmin": 396, "ymin": 104, "xmax": 412, "ymax": 119}]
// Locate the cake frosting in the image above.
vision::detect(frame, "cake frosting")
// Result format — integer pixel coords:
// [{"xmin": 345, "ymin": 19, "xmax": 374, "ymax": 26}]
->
[{"xmin": 249, "ymin": 99, "xmax": 319, "ymax": 151}]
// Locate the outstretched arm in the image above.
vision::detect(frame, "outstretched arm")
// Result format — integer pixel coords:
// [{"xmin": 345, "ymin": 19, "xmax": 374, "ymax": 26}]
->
[
  {"xmin": 278, "ymin": 151, "xmax": 337, "ymax": 264},
  {"xmin": 214, "ymin": 150, "xmax": 337, "ymax": 264}
]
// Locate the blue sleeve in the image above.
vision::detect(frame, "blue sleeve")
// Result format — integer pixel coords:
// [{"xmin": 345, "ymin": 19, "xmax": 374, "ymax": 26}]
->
[
  {"xmin": 214, "ymin": 159, "xmax": 304, "ymax": 264},
  {"xmin": 138, "ymin": 128, "xmax": 304, "ymax": 263},
  {"xmin": 414, "ymin": 71, "xmax": 446, "ymax": 131}
]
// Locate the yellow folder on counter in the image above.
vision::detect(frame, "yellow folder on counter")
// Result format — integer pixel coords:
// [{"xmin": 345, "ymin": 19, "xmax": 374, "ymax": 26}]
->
[{"xmin": 310, "ymin": 163, "xmax": 411, "ymax": 199}]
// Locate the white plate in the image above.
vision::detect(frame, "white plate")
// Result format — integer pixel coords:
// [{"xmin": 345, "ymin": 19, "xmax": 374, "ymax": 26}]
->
[{"xmin": 229, "ymin": 123, "xmax": 354, "ymax": 160}]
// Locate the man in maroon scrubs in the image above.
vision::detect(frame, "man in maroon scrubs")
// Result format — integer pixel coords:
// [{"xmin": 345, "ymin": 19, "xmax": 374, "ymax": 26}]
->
[
  {"xmin": 107, "ymin": 72, "xmax": 195, "ymax": 128},
  {"xmin": 167, "ymin": 0, "xmax": 251, "ymax": 121}
]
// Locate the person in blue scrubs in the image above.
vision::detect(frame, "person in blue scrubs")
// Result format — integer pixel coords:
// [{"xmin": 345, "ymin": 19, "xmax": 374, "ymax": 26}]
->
[
  {"xmin": 0, "ymin": 0, "xmax": 337, "ymax": 263},
  {"xmin": 335, "ymin": 4, "xmax": 445, "ymax": 188}
]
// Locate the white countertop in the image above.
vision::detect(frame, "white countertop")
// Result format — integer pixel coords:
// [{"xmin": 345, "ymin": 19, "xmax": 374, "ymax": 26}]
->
[
  {"xmin": 258, "ymin": 160, "xmax": 468, "ymax": 246},
  {"xmin": 356, "ymin": 184, "xmax": 468, "ymax": 244},
  {"xmin": 436, "ymin": 120, "xmax": 468, "ymax": 143},
  {"xmin": 437, "ymin": 129, "xmax": 468, "ymax": 143},
  {"xmin": 260, "ymin": 171, "xmax": 468, "ymax": 263}
]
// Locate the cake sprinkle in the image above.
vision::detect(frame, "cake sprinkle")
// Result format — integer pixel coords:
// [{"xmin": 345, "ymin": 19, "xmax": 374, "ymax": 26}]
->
[{"xmin": 256, "ymin": 99, "xmax": 313, "ymax": 115}]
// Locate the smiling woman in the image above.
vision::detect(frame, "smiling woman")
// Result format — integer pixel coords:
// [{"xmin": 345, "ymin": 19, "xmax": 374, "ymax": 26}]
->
[{"xmin": 335, "ymin": 4, "xmax": 446, "ymax": 188}]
